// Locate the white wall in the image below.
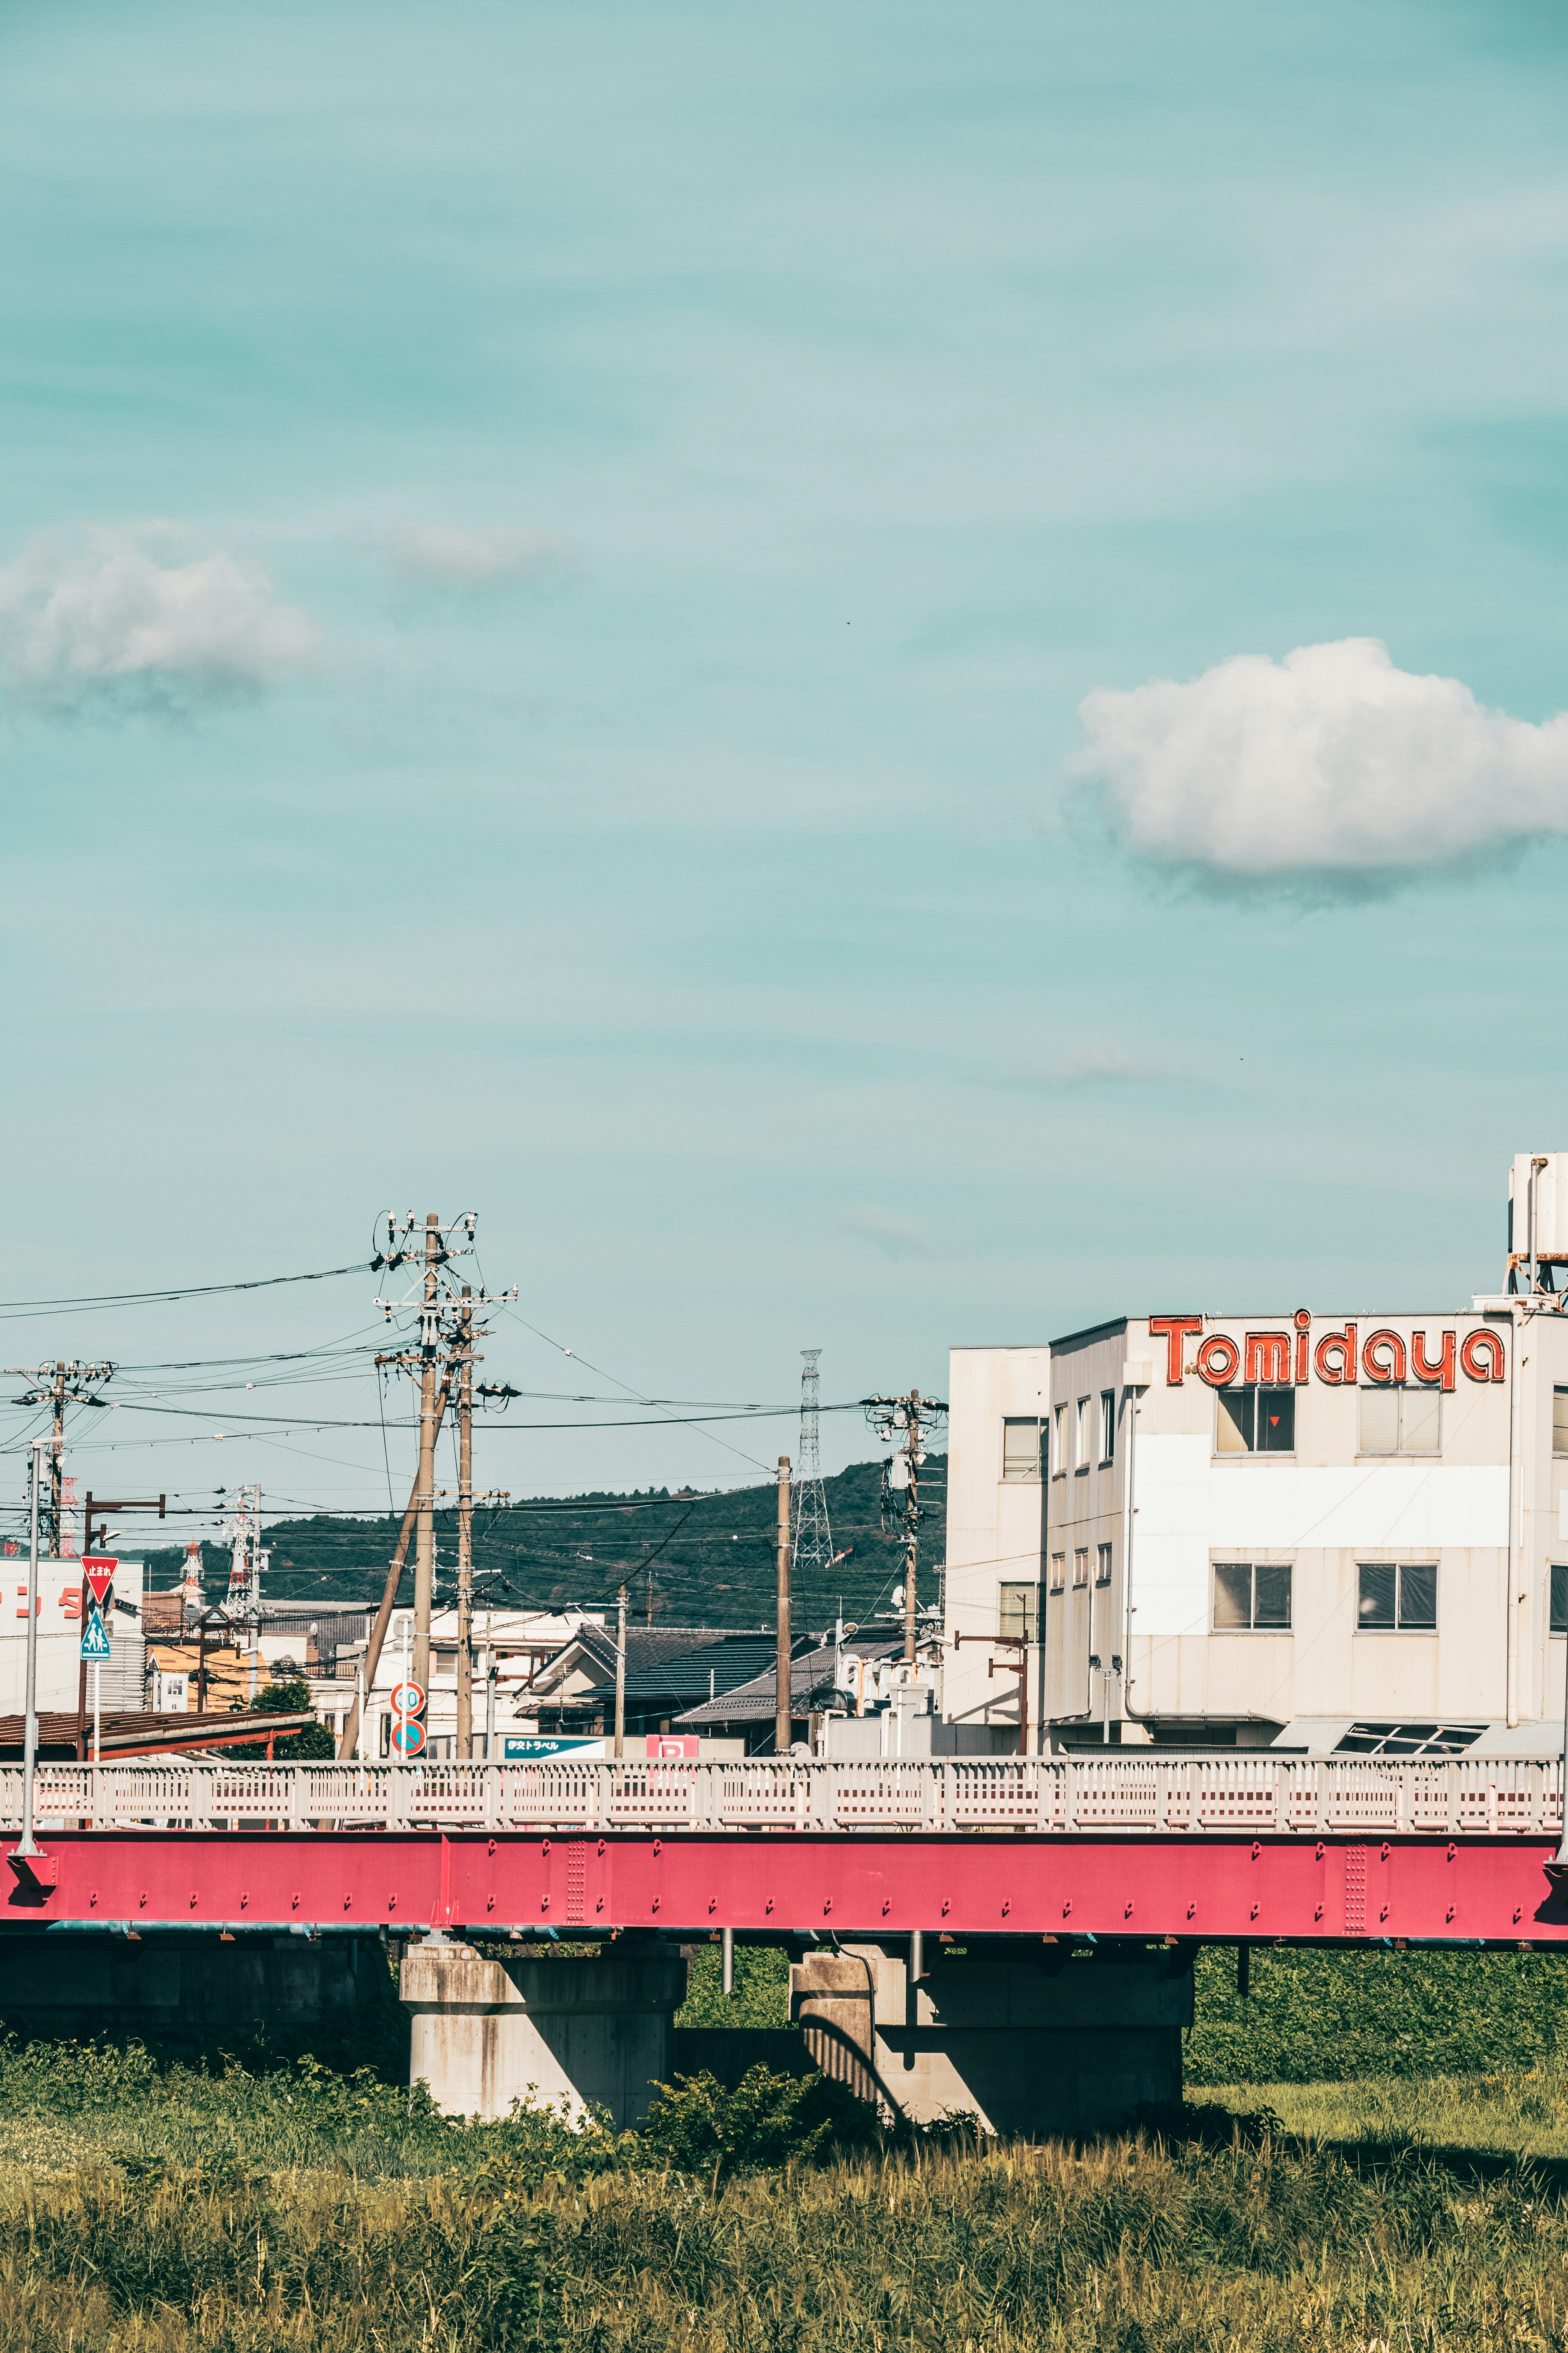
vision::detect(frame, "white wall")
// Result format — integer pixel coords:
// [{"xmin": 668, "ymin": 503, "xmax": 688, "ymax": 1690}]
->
[
  {"xmin": 0, "ymin": 1558, "xmax": 145, "ymax": 1714},
  {"xmin": 942, "ymin": 1345, "xmax": 1051, "ymax": 1746}
]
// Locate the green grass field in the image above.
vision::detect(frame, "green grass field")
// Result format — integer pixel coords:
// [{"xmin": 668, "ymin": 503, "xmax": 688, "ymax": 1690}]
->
[{"xmin": 6, "ymin": 1941, "xmax": 1568, "ymax": 2348}]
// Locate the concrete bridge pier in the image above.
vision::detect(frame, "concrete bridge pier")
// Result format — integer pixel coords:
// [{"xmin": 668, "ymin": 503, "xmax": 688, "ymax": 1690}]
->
[
  {"xmin": 400, "ymin": 1937, "xmax": 687, "ymax": 2127},
  {"xmin": 790, "ymin": 1939, "xmax": 1191, "ymax": 2137}
]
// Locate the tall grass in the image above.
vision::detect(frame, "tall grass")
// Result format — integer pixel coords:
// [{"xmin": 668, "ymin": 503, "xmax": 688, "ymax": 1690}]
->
[{"xmin": 1, "ymin": 2121, "xmax": 1566, "ymax": 2349}]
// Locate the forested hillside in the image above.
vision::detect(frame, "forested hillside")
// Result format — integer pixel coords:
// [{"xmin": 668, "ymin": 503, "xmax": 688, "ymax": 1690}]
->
[{"xmin": 145, "ymin": 1455, "xmax": 948, "ymax": 1635}]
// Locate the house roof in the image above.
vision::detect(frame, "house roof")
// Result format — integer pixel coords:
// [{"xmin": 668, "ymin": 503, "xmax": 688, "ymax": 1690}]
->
[
  {"xmin": 577, "ymin": 1630, "xmax": 811, "ymax": 1710},
  {"xmin": 676, "ymin": 1635, "xmax": 909, "ymax": 1726},
  {"xmin": 526, "ymin": 1623, "xmax": 764, "ymax": 1698}
]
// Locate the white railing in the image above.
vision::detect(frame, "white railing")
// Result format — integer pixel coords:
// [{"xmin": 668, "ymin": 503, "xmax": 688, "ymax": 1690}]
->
[{"xmin": 0, "ymin": 1755, "xmax": 1564, "ymax": 1838}]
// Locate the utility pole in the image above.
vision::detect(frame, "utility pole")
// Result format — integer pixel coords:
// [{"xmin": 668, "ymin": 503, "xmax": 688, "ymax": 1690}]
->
[
  {"xmin": 76, "ymin": 1489, "xmax": 165, "ymax": 1759},
  {"xmin": 412, "ymin": 1213, "xmax": 443, "ymax": 1729},
  {"xmin": 614, "ymin": 1582, "xmax": 628, "ymax": 1759},
  {"xmin": 371, "ymin": 1211, "xmax": 513, "ymax": 1759},
  {"xmin": 455, "ymin": 1286, "xmax": 476, "ymax": 1759},
  {"xmin": 863, "ymin": 1391, "xmax": 948, "ymax": 1663},
  {"xmin": 775, "ymin": 1455, "xmax": 793, "ymax": 1755},
  {"xmin": 5, "ymin": 1362, "xmax": 114, "ymax": 1557},
  {"xmin": 336, "ymin": 1372, "xmax": 452, "ymax": 1763}
]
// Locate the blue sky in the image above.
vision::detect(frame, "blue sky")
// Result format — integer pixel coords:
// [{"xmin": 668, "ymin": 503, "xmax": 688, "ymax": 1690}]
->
[{"xmin": 2, "ymin": 0, "xmax": 1567, "ymax": 1523}]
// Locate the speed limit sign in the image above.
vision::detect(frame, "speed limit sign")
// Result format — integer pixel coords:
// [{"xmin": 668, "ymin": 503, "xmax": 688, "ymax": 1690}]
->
[{"xmin": 390, "ymin": 1679, "xmax": 425, "ymax": 1718}]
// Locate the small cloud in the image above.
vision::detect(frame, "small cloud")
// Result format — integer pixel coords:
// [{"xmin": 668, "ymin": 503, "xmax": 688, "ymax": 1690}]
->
[
  {"xmin": 1074, "ymin": 637, "xmax": 1568, "ymax": 890},
  {"xmin": 0, "ymin": 526, "xmax": 318, "ymax": 711},
  {"xmin": 1019, "ymin": 1047, "xmax": 1188, "ymax": 1092},
  {"xmin": 841, "ymin": 1206, "xmax": 935, "ymax": 1260},
  {"xmin": 370, "ymin": 523, "xmax": 574, "ymax": 591}
]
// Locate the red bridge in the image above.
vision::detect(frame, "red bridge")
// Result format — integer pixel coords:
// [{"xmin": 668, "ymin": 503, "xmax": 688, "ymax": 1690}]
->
[{"xmin": 5, "ymin": 1755, "xmax": 1567, "ymax": 1944}]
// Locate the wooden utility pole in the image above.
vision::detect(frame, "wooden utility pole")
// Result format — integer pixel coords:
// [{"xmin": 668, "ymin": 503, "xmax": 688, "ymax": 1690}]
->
[
  {"xmin": 410, "ymin": 1212, "xmax": 443, "ymax": 1734},
  {"xmin": 903, "ymin": 1395, "xmax": 922, "ymax": 1664},
  {"xmin": 455, "ymin": 1286, "xmax": 475, "ymax": 1759},
  {"xmin": 614, "ymin": 1582, "xmax": 628, "ymax": 1759},
  {"xmin": 47, "ymin": 1364, "xmax": 66, "ymax": 1557},
  {"xmin": 335, "ymin": 1374, "xmax": 451, "ymax": 1761},
  {"xmin": 861, "ymin": 1389, "xmax": 948, "ymax": 1664},
  {"xmin": 3, "ymin": 1361, "xmax": 114, "ymax": 1559},
  {"xmin": 775, "ymin": 1455, "xmax": 793, "ymax": 1755}
]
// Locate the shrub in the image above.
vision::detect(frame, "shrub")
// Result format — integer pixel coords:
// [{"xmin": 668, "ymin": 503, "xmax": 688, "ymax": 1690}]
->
[{"xmin": 639, "ymin": 2064, "xmax": 882, "ymax": 2177}]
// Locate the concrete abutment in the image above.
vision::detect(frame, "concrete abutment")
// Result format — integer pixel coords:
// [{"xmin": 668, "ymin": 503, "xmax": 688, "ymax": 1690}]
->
[
  {"xmin": 790, "ymin": 1942, "xmax": 1191, "ymax": 2135},
  {"xmin": 400, "ymin": 1939, "xmax": 687, "ymax": 2127}
]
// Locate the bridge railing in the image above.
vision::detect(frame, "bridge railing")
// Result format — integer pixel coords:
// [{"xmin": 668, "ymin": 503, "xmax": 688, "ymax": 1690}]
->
[{"xmin": 0, "ymin": 1755, "xmax": 1563, "ymax": 1837}]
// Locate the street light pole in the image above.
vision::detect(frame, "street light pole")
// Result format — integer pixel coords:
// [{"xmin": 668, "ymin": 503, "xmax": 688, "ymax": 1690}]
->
[{"xmin": 19, "ymin": 1440, "xmax": 45, "ymax": 1858}]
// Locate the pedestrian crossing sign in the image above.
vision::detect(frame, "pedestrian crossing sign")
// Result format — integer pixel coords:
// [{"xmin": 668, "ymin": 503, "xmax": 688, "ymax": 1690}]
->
[{"xmin": 80, "ymin": 1605, "xmax": 112, "ymax": 1662}]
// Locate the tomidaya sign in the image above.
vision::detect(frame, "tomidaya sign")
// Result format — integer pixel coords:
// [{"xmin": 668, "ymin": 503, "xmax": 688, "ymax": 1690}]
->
[{"xmin": 1147, "ymin": 1312, "xmax": 1506, "ymax": 1390}]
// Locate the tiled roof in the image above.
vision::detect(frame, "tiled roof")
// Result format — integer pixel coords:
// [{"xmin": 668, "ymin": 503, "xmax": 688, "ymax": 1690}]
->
[
  {"xmin": 675, "ymin": 1637, "xmax": 906, "ymax": 1726},
  {"xmin": 579, "ymin": 1631, "xmax": 806, "ymax": 1708}
]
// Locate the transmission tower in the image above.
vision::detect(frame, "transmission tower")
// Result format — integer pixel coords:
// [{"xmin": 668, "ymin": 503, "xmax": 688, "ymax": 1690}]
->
[{"xmin": 790, "ymin": 1349, "xmax": 838, "ymax": 1600}]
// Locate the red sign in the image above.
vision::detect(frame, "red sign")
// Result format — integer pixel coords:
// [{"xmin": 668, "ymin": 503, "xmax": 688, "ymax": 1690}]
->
[
  {"xmin": 646, "ymin": 1734, "xmax": 699, "ymax": 1759},
  {"xmin": 1147, "ymin": 1312, "xmax": 1506, "ymax": 1390},
  {"xmin": 82, "ymin": 1555, "xmax": 118, "ymax": 1607}
]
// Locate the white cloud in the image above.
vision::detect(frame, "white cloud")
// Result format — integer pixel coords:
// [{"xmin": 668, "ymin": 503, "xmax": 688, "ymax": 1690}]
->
[
  {"xmin": 841, "ymin": 1205, "xmax": 935, "ymax": 1260},
  {"xmin": 1019, "ymin": 1047, "xmax": 1187, "ymax": 1091},
  {"xmin": 0, "ymin": 527, "xmax": 318, "ymax": 710},
  {"xmin": 373, "ymin": 524, "xmax": 573, "ymax": 591},
  {"xmin": 1075, "ymin": 638, "xmax": 1568, "ymax": 884}
]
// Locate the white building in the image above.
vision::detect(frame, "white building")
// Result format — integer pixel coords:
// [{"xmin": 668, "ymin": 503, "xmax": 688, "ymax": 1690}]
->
[
  {"xmin": 944, "ymin": 1157, "xmax": 1568, "ymax": 1757},
  {"xmin": 329, "ymin": 1606, "xmax": 599, "ymax": 1758},
  {"xmin": 0, "ymin": 1557, "xmax": 146, "ymax": 1715}
]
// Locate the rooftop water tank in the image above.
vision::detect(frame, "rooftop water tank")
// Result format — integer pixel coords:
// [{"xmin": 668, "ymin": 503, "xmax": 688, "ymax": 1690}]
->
[{"xmin": 1508, "ymin": 1153, "xmax": 1568, "ymax": 1263}]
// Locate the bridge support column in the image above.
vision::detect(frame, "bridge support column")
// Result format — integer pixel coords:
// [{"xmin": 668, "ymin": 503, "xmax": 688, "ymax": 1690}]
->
[
  {"xmin": 790, "ymin": 1941, "xmax": 1191, "ymax": 2137},
  {"xmin": 400, "ymin": 1938, "xmax": 686, "ymax": 2127}
]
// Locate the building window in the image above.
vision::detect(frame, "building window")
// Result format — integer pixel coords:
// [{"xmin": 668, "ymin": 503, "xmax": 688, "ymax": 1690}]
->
[
  {"xmin": 999, "ymin": 1583, "xmax": 1040, "ymax": 1642},
  {"xmin": 1357, "ymin": 1562, "xmax": 1438, "ymax": 1632},
  {"xmin": 1335, "ymin": 1721, "xmax": 1482, "ymax": 1757},
  {"xmin": 1001, "ymin": 1417, "xmax": 1043, "ymax": 1481},
  {"xmin": 1553, "ymin": 1564, "xmax": 1568, "ymax": 1633},
  {"xmin": 1095, "ymin": 1542, "xmax": 1112, "ymax": 1586},
  {"xmin": 1072, "ymin": 1548, "xmax": 1089, "ymax": 1588},
  {"xmin": 1100, "ymin": 1389, "xmax": 1116, "ymax": 1462},
  {"xmin": 1359, "ymin": 1387, "xmax": 1441, "ymax": 1456},
  {"xmin": 1052, "ymin": 1404, "xmax": 1066, "ymax": 1476},
  {"xmin": 1075, "ymin": 1398, "xmax": 1089, "ymax": 1468},
  {"xmin": 1049, "ymin": 1552, "xmax": 1066, "ymax": 1593},
  {"xmin": 1216, "ymin": 1386, "xmax": 1294, "ymax": 1456},
  {"xmin": 1555, "ymin": 1389, "xmax": 1568, "ymax": 1456},
  {"xmin": 1213, "ymin": 1561, "xmax": 1292, "ymax": 1630}
]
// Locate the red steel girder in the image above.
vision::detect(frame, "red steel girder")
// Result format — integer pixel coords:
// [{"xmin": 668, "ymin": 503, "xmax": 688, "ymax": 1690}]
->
[{"xmin": 5, "ymin": 1832, "xmax": 1568, "ymax": 1943}]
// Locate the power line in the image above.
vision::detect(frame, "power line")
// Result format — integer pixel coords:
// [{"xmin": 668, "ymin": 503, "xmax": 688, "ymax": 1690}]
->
[{"xmin": 0, "ymin": 1262, "xmax": 368, "ymax": 1324}]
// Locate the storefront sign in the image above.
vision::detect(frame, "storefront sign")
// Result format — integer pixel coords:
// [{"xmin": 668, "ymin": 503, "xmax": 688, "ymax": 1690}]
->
[{"xmin": 1148, "ymin": 1312, "xmax": 1505, "ymax": 1389}]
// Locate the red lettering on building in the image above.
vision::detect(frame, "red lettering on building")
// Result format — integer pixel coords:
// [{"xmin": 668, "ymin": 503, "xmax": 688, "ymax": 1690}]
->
[
  {"xmin": 1142, "ymin": 1314, "xmax": 1501, "ymax": 1390},
  {"xmin": 1148, "ymin": 1316, "xmax": 1203, "ymax": 1385},
  {"xmin": 1244, "ymin": 1332, "xmax": 1292, "ymax": 1385},
  {"xmin": 1362, "ymin": 1330, "xmax": 1408, "ymax": 1385},
  {"xmin": 1314, "ymin": 1325, "xmax": 1358, "ymax": 1384},
  {"xmin": 1410, "ymin": 1329, "xmax": 1457, "ymax": 1391},
  {"xmin": 1459, "ymin": 1328, "xmax": 1506, "ymax": 1383}
]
